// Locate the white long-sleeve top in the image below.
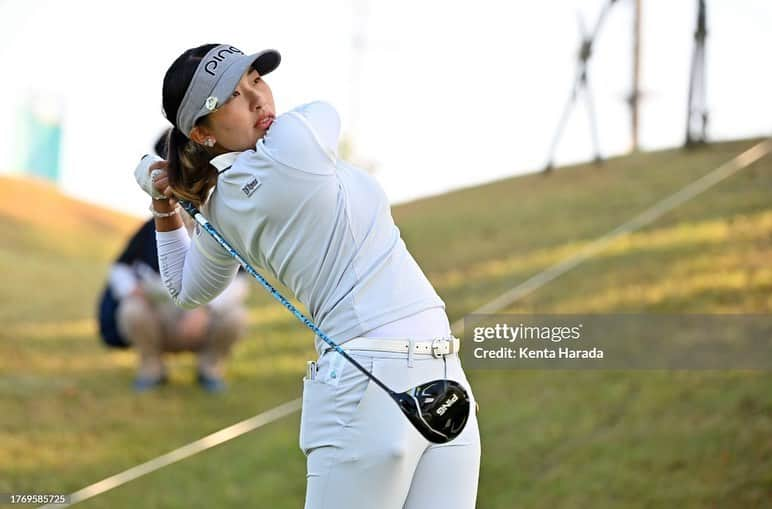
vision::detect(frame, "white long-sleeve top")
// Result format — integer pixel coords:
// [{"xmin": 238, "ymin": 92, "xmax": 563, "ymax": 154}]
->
[{"xmin": 157, "ymin": 101, "xmax": 445, "ymax": 353}]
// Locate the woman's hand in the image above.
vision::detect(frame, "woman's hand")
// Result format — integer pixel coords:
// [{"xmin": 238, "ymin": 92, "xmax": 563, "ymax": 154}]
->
[
  {"xmin": 134, "ymin": 154, "xmax": 173, "ymax": 202},
  {"xmin": 147, "ymin": 159, "xmax": 178, "ymax": 204},
  {"xmin": 137, "ymin": 155, "xmax": 183, "ymax": 230}
]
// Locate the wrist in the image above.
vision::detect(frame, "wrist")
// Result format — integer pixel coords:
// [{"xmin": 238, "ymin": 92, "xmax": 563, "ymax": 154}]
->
[
  {"xmin": 151, "ymin": 198, "xmax": 174, "ymax": 210},
  {"xmin": 149, "ymin": 202, "xmax": 180, "ymax": 218}
]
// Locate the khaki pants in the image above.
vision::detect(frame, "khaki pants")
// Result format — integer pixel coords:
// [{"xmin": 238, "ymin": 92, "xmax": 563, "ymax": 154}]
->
[
  {"xmin": 116, "ymin": 294, "xmax": 246, "ymax": 380},
  {"xmin": 300, "ymin": 350, "xmax": 480, "ymax": 509}
]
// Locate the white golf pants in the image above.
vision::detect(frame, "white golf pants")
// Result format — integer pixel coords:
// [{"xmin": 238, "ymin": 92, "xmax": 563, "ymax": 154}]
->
[{"xmin": 299, "ymin": 348, "xmax": 481, "ymax": 509}]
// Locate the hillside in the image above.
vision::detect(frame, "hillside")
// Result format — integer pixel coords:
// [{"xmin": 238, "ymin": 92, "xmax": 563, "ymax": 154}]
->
[
  {"xmin": 1, "ymin": 139, "xmax": 771, "ymax": 509},
  {"xmin": 0, "ymin": 175, "xmax": 141, "ymax": 326}
]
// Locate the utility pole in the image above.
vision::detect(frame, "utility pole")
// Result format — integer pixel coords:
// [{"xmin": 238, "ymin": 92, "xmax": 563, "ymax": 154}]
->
[
  {"xmin": 630, "ymin": 0, "xmax": 641, "ymax": 151},
  {"xmin": 544, "ymin": 0, "xmax": 618, "ymax": 172},
  {"xmin": 685, "ymin": 0, "xmax": 708, "ymax": 147}
]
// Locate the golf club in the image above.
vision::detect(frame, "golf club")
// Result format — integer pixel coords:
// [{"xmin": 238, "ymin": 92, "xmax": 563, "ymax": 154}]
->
[{"xmin": 177, "ymin": 199, "xmax": 470, "ymax": 444}]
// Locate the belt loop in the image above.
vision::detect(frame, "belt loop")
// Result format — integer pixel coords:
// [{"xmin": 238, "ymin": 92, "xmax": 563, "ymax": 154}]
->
[{"xmin": 407, "ymin": 338, "xmax": 415, "ymax": 368}]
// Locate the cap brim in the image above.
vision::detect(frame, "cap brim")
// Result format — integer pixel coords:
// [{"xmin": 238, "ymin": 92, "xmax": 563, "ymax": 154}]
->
[
  {"xmin": 208, "ymin": 50, "xmax": 281, "ymax": 111},
  {"xmin": 250, "ymin": 49, "xmax": 281, "ymax": 76}
]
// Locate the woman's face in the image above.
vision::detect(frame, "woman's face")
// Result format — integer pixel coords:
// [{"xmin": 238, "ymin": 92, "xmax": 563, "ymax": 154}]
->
[{"xmin": 197, "ymin": 68, "xmax": 276, "ymax": 152}]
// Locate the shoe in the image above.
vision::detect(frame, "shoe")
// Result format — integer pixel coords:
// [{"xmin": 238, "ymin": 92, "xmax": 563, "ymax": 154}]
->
[
  {"xmin": 133, "ymin": 372, "xmax": 168, "ymax": 392},
  {"xmin": 197, "ymin": 371, "xmax": 226, "ymax": 393}
]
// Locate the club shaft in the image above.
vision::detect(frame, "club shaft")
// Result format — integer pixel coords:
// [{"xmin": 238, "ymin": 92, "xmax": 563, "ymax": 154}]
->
[{"xmin": 179, "ymin": 200, "xmax": 395, "ymax": 396}]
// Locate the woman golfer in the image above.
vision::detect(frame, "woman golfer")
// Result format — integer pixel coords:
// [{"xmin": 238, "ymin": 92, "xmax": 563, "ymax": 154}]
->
[{"xmin": 137, "ymin": 43, "xmax": 480, "ymax": 508}]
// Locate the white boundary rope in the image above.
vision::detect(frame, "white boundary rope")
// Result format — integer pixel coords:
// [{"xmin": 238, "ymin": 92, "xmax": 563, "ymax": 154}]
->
[
  {"xmin": 450, "ymin": 138, "xmax": 772, "ymax": 328},
  {"xmin": 38, "ymin": 400, "xmax": 300, "ymax": 508},
  {"xmin": 41, "ymin": 139, "xmax": 771, "ymax": 508}
]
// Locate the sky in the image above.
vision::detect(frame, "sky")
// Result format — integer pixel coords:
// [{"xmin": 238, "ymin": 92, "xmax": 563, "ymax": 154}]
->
[{"xmin": 0, "ymin": 0, "xmax": 770, "ymax": 218}]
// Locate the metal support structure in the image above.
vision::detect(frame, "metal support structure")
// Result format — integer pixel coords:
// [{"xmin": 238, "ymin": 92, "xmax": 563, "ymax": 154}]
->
[
  {"xmin": 545, "ymin": 0, "xmax": 619, "ymax": 173},
  {"xmin": 685, "ymin": 0, "xmax": 708, "ymax": 147},
  {"xmin": 629, "ymin": 0, "xmax": 642, "ymax": 152}
]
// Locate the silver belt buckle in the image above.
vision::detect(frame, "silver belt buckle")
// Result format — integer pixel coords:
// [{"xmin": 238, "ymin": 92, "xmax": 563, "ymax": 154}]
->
[{"xmin": 431, "ymin": 338, "xmax": 448, "ymax": 358}]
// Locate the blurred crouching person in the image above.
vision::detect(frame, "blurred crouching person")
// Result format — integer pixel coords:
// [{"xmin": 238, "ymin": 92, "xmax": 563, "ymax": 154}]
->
[{"xmin": 97, "ymin": 131, "xmax": 249, "ymax": 392}]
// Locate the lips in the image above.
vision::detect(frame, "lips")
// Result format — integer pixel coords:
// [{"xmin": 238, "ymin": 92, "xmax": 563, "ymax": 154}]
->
[{"xmin": 256, "ymin": 115, "xmax": 274, "ymax": 130}]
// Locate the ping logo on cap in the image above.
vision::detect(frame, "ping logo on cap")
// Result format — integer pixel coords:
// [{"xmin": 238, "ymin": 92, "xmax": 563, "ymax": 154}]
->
[{"xmin": 204, "ymin": 46, "xmax": 244, "ymax": 76}]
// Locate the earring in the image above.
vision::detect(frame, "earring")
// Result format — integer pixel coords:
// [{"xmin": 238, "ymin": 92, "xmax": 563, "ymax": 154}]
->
[{"xmin": 204, "ymin": 138, "xmax": 216, "ymax": 148}]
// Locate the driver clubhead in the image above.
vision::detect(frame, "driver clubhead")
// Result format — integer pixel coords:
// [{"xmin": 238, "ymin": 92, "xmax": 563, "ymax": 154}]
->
[{"xmin": 392, "ymin": 379, "xmax": 470, "ymax": 444}]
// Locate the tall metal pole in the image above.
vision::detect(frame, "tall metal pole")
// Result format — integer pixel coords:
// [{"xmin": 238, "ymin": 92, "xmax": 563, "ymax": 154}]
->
[
  {"xmin": 630, "ymin": 0, "xmax": 641, "ymax": 151},
  {"xmin": 686, "ymin": 0, "xmax": 708, "ymax": 147}
]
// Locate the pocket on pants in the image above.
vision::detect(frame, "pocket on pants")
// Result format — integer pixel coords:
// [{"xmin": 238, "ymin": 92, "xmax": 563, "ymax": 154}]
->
[
  {"xmin": 299, "ymin": 378, "xmax": 338, "ymax": 456},
  {"xmin": 298, "ymin": 355, "xmax": 373, "ymax": 456}
]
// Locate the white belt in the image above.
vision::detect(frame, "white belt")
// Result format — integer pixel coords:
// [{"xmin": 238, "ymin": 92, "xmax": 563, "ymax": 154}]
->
[{"xmin": 325, "ymin": 336, "xmax": 460, "ymax": 358}]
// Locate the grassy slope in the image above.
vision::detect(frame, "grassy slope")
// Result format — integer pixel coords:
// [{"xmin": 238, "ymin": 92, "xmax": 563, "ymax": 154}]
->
[{"xmin": 1, "ymin": 139, "xmax": 771, "ymax": 508}]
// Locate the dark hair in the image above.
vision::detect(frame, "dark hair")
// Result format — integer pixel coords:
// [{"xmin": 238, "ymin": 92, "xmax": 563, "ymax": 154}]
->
[
  {"xmin": 162, "ymin": 44, "xmax": 219, "ymax": 207},
  {"xmin": 153, "ymin": 129, "xmax": 170, "ymax": 158}
]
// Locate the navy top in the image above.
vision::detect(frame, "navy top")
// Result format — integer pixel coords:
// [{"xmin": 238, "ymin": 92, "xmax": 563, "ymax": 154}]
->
[{"xmin": 116, "ymin": 219, "xmax": 159, "ymax": 271}]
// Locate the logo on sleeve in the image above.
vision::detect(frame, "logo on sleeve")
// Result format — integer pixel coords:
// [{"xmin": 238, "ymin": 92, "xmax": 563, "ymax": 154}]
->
[{"xmin": 242, "ymin": 177, "xmax": 261, "ymax": 197}]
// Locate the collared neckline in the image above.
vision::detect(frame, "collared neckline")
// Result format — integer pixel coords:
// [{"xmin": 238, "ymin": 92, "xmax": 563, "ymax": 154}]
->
[{"xmin": 210, "ymin": 152, "xmax": 242, "ymax": 174}]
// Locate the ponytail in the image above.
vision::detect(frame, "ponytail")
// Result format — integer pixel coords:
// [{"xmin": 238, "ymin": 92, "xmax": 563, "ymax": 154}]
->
[
  {"xmin": 165, "ymin": 127, "xmax": 218, "ymax": 208},
  {"xmin": 161, "ymin": 43, "xmax": 221, "ymax": 208}
]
